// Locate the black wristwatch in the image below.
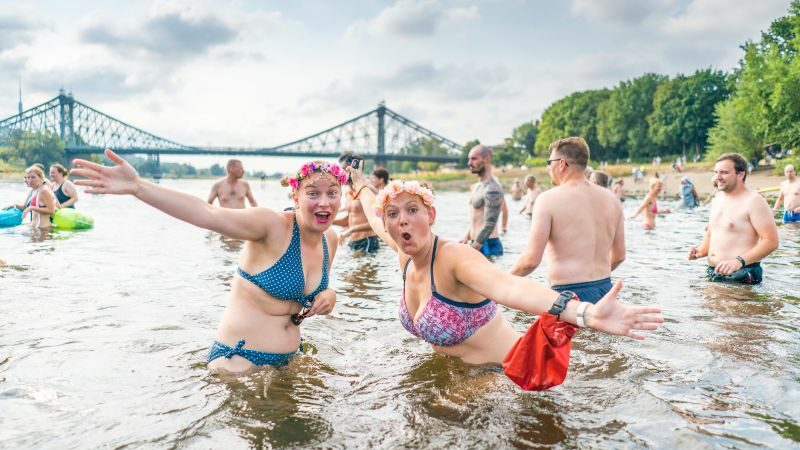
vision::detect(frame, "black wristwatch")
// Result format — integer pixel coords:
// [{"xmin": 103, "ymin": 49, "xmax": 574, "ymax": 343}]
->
[
  {"xmin": 548, "ymin": 291, "xmax": 578, "ymax": 319},
  {"xmin": 736, "ymin": 256, "xmax": 746, "ymax": 268}
]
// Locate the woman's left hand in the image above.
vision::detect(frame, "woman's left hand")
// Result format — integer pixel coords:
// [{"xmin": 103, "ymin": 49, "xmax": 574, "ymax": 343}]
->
[
  {"xmin": 306, "ymin": 288, "xmax": 337, "ymax": 317},
  {"xmin": 586, "ymin": 280, "xmax": 663, "ymax": 340}
]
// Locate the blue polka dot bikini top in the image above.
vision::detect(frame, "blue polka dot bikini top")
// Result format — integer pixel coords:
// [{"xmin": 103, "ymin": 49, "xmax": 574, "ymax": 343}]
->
[{"xmin": 237, "ymin": 215, "xmax": 329, "ymax": 308}]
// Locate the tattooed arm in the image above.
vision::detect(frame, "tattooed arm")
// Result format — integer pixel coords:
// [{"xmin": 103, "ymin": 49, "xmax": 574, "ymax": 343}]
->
[{"xmin": 472, "ymin": 181, "xmax": 503, "ymax": 249}]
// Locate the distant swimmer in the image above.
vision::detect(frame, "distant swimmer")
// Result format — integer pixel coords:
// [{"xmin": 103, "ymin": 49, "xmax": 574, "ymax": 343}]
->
[
  {"xmin": 6, "ymin": 166, "xmax": 56, "ymax": 229},
  {"xmin": 589, "ymin": 170, "xmax": 611, "ymax": 188},
  {"xmin": 518, "ymin": 175, "xmax": 541, "ymax": 216},
  {"xmin": 688, "ymin": 153, "xmax": 779, "ymax": 285},
  {"xmin": 679, "ymin": 176, "xmax": 699, "ymax": 209},
  {"xmin": 207, "ymin": 159, "xmax": 257, "ymax": 209},
  {"xmin": 612, "ymin": 178, "xmax": 625, "ymax": 202},
  {"xmin": 510, "ymin": 137, "xmax": 625, "ymax": 304},
  {"xmin": 50, "ymin": 163, "xmax": 79, "ymax": 209},
  {"xmin": 510, "ymin": 179, "xmax": 523, "ymax": 201},
  {"xmin": 772, "ymin": 164, "xmax": 800, "ymax": 223},
  {"xmin": 460, "ymin": 145, "xmax": 505, "ymax": 258},
  {"xmin": 630, "ymin": 178, "xmax": 671, "ymax": 229}
]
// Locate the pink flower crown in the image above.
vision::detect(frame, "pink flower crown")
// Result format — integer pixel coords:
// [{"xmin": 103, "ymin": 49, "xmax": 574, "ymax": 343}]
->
[
  {"xmin": 373, "ymin": 180, "xmax": 435, "ymax": 217},
  {"xmin": 287, "ymin": 162, "xmax": 348, "ymax": 191}
]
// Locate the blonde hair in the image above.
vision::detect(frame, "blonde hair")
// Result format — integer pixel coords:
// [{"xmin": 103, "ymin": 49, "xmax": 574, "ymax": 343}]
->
[
  {"xmin": 548, "ymin": 137, "xmax": 590, "ymax": 168},
  {"xmin": 26, "ymin": 166, "xmax": 46, "ymax": 180}
]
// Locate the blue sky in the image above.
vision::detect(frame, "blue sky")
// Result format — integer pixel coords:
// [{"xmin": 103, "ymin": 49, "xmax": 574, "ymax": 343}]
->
[{"xmin": 0, "ymin": 0, "xmax": 793, "ymax": 160}]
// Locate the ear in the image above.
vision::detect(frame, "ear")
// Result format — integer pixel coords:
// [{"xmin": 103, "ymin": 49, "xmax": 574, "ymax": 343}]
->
[
  {"xmin": 292, "ymin": 191, "xmax": 299, "ymax": 209},
  {"xmin": 428, "ymin": 205, "xmax": 437, "ymax": 225}
]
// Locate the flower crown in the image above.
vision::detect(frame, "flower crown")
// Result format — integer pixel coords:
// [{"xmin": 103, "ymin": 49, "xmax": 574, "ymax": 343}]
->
[
  {"xmin": 287, "ymin": 162, "xmax": 348, "ymax": 191},
  {"xmin": 373, "ymin": 180, "xmax": 435, "ymax": 217}
]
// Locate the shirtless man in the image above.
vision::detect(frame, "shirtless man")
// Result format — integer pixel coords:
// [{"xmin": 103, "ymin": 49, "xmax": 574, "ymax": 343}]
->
[
  {"xmin": 336, "ymin": 153, "xmax": 384, "ymax": 254},
  {"xmin": 510, "ymin": 137, "xmax": 625, "ymax": 303},
  {"xmin": 688, "ymin": 153, "xmax": 779, "ymax": 285},
  {"xmin": 207, "ymin": 159, "xmax": 257, "ymax": 209},
  {"xmin": 460, "ymin": 145, "xmax": 504, "ymax": 257},
  {"xmin": 772, "ymin": 164, "xmax": 800, "ymax": 224},
  {"xmin": 612, "ymin": 178, "xmax": 625, "ymax": 202},
  {"xmin": 519, "ymin": 175, "xmax": 542, "ymax": 216}
]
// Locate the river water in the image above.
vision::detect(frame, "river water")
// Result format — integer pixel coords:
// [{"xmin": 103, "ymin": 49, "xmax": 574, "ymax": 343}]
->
[{"xmin": 1, "ymin": 179, "xmax": 798, "ymax": 449}]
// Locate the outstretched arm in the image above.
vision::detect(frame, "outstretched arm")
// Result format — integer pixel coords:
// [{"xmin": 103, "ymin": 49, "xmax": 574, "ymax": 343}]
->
[
  {"xmin": 72, "ymin": 149, "xmax": 279, "ymax": 241},
  {"xmin": 452, "ymin": 245, "xmax": 663, "ymax": 339},
  {"xmin": 500, "ymin": 198, "xmax": 508, "ymax": 235}
]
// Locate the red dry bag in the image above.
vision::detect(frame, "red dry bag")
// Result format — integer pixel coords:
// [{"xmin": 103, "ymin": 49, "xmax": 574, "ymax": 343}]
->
[{"xmin": 502, "ymin": 313, "xmax": 578, "ymax": 391}]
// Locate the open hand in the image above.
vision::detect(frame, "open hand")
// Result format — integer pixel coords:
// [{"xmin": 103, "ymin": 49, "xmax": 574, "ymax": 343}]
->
[
  {"xmin": 71, "ymin": 149, "xmax": 141, "ymax": 196},
  {"xmin": 586, "ymin": 280, "xmax": 663, "ymax": 340}
]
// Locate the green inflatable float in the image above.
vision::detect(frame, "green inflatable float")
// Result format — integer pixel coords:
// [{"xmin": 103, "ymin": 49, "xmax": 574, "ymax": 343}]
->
[{"xmin": 53, "ymin": 208, "xmax": 94, "ymax": 230}]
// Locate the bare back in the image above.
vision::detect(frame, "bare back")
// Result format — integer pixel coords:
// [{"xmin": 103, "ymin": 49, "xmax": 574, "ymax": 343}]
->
[{"xmin": 537, "ymin": 182, "xmax": 623, "ymax": 285}]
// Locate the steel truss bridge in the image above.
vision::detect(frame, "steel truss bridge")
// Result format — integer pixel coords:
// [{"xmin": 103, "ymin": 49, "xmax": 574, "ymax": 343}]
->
[{"xmin": 0, "ymin": 92, "xmax": 462, "ymax": 167}]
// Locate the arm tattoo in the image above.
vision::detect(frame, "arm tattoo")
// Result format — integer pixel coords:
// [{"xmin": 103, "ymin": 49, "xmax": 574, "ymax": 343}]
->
[{"xmin": 475, "ymin": 187, "xmax": 503, "ymax": 245}]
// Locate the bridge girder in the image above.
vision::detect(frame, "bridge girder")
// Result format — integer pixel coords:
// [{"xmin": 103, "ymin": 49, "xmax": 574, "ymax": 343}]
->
[{"xmin": 1, "ymin": 94, "xmax": 463, "ymax": 164}]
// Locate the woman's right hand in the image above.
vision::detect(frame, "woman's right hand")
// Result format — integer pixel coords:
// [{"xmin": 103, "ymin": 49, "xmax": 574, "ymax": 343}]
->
[
  {"xmin": 346, "ymin": 163, "xmax": 367, "ymax": 190},
  {"xmin": 71, "ymin": 149, "xmax": 141, "ymax": 196}
]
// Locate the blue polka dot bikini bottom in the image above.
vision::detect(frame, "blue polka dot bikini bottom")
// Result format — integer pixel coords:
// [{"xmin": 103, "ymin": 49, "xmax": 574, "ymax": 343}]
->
[{"xmin": 207, "ymin": 338, "xmax": 303, "ymax": 366}]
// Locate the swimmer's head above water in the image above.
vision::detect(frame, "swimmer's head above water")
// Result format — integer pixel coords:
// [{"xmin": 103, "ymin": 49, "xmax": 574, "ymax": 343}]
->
[
  {"xmin": 374, "ymin": 180, "xmax": 436, "ymax": 255},
  {"xmin": 281, "ymin": 160, "xmax": 348, "ymax": 232}
]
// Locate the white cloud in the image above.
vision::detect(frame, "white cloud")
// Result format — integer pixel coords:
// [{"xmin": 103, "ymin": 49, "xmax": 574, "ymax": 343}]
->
[
  {"xmin": 346, "ymin": 0, "xmax": 479, "ymax": 39},
  {"xmin": 570, "ymin": 0, "xmax": 678, "ymax": 25}
]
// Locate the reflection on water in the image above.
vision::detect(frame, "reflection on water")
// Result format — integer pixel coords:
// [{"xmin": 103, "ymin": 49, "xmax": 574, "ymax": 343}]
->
[{"xmin": 1, "ymin": 179, "xmax": 799, "ymax": 449}]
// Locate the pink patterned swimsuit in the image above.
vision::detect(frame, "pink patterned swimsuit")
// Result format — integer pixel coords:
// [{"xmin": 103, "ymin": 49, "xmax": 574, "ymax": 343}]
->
[{"xmin": 399, "ymin": 236, "xmax": 497, "ymax": 347}]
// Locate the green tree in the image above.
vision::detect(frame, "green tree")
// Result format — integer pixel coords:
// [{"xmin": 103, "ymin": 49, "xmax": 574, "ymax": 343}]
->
[
  {"xmin": 209, "ymin": 163, "xmax": 226, "ymax": 176},
  {"xmin": 649, "ymin": 69, "xmax": 730, "ymax": 156},
  {"xmin": 597, "ymin": 73, "xmax": 668, "ymax": 160},
  {"xmin": 708, "ymin": 1, "xmax": 800, "ymax": 159},
  {"xmin": 7, "ymin": 130, "xmax": 65, "ymax": 168},
  {"xmin": 535, "ymin": 89, "xmax": 610, "ymax": 161}
]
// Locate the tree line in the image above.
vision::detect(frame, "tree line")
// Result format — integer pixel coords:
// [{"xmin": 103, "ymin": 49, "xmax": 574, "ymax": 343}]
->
[{"xmin": 463, "ymin": 1, "xmax": 800, "ymax": 167}]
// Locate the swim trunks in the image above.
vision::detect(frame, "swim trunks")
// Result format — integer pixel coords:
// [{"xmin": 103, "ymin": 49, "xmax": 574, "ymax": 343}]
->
[
  {"xmin": 784, "ymin": 210, "xmax": 800, "ymax": 224},
  {"xmin": 349, "ymin": 235, "xmax": 380, "ymax": 254},
  {"xmin": 706, "ymin": 262, "xmax": 763, "ymax": 285},
  {"xmin": 480, "ymin": 237, "xmax": 504, "ymax": 257},
  {"xmin": 551, "ymin": 278, "xmax": 612, "ymax": 304}
]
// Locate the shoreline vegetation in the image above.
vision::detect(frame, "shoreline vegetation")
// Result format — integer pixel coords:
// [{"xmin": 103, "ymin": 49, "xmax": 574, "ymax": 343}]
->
[{"xmin": 2, "ymin": 161, "xmax": 786, "ymax": 203}]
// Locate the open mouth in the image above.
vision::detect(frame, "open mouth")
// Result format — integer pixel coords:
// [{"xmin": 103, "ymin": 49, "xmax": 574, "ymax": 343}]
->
[
  {"xmin": 314, "ymin": 212, "xmax": 331, "ymax": 223},
  {"xmin": 401, "ymin": 232, "xmax": 412, "ymax": 243}
]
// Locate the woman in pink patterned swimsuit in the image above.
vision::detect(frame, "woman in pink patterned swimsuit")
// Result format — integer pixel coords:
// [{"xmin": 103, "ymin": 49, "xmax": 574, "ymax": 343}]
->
[{"xmin": 347, "ymin": 166, "xmax": 663, "ymax": 365}]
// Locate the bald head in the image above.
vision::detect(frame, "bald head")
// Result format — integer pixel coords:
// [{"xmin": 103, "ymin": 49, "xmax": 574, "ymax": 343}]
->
[
  {"xmin": 467, "ymin": 144, "xmax": 493, "ymax": 176},
  {"xmin": 469, "ymin": 144, "xmax": 493, "ymax": 159}
]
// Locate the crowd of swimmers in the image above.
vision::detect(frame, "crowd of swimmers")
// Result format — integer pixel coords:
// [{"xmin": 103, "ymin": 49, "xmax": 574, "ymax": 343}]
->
[
  {"xmin": 10, "ymin": 135, "xmax": 798, "ymax": 381},
  {"xmin": 5, "ymin": 163, "xmax": 79, "ymax": 229}
]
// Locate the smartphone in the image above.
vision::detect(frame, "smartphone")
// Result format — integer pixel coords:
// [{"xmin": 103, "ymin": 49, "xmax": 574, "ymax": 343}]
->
[{"xmin": 351, "ymin": 159, "xmax": 361, "ymax": 169}]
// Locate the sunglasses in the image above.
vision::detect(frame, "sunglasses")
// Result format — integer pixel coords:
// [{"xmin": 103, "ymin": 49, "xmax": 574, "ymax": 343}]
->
[
  {"xmin": 547, "ymin": 158, "xmax": 566, "ymax": 166},
  {"xmin": 291, "ymin": 309, "xmax": 311, "ymax": 326}
]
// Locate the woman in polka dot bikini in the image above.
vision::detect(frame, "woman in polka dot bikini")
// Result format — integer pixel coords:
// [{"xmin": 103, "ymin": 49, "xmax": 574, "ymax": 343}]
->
[{"xmin": 73, "ymin": 149, "xmax": 344, "ymax": 375}]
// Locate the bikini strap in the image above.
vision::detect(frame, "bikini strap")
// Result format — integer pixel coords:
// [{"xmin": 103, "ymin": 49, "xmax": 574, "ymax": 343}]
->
[
  {"xmin": 430, "ymin": 235, "xmax": 439, "ymax": 293},
  {"xmin": 321, "ymin": 232, "xmax": 329, "ymax": 278},
  {"xmin": 402, "ymin": 258, "xmax": 412, "ymax": 281}
]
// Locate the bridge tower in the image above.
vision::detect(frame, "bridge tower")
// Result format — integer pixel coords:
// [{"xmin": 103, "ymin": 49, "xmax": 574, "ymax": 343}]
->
[{"xmin": 376, "ymin": 101, "xmax": 386, "ymax": 168}]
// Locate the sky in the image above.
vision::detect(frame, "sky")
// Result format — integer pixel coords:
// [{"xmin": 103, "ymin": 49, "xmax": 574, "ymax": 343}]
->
[{"xmin": 0, "ymin": 0, "xmax": 794, "ymax": 169}]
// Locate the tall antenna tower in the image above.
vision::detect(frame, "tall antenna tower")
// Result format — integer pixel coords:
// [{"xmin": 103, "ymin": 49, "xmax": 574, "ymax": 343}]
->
[{"xmin": 17, "ymin": 78, "xmax": 23, "ymax": 115}]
